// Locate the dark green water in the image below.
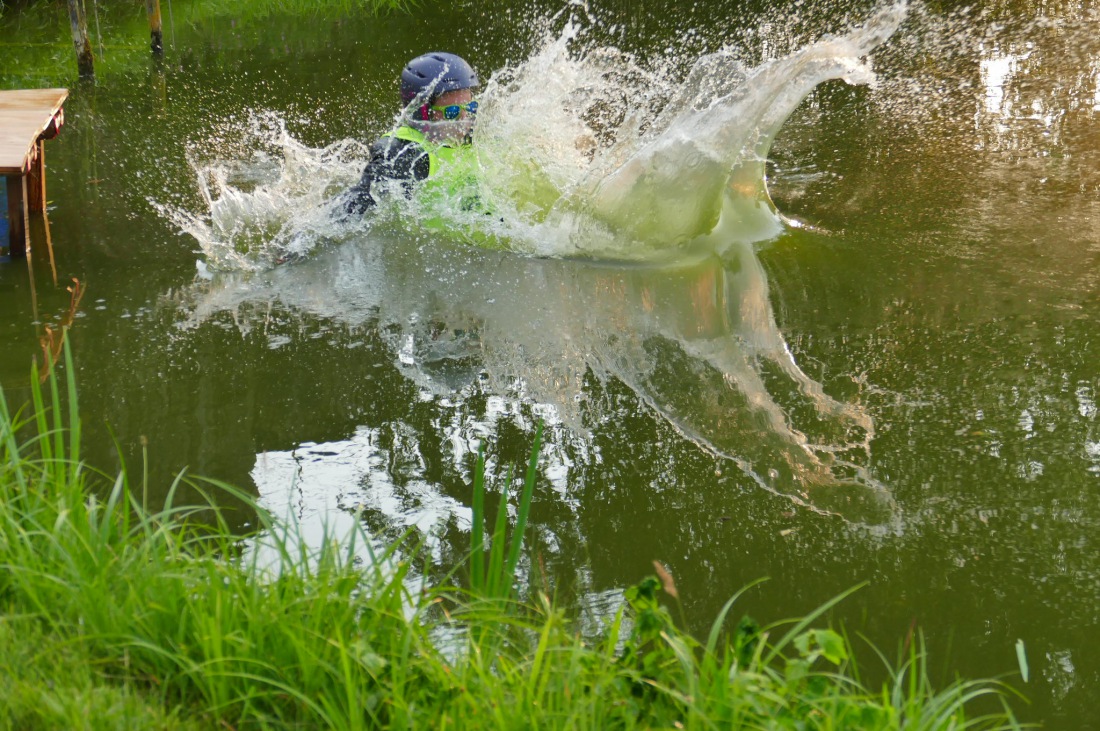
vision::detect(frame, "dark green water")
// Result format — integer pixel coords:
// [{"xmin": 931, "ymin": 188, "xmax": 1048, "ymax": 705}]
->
[{"xmin": 2, "ymin": 0, "xmax": 1099, "ymax": 725}]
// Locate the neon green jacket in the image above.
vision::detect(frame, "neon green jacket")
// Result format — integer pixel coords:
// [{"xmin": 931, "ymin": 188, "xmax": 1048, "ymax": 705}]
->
[{"xmin": 384, "ymin": 125, "xmax": 482, "ymax": 213}]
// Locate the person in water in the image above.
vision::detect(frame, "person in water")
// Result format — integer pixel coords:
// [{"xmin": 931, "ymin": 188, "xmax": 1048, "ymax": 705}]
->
[
  {"xmin": 342, "ymin": 52, "xmax": 479, "ymax": 215},
  {"xmin": 274, "ymin": 53, "xmax": 478, "ymax": 264}
]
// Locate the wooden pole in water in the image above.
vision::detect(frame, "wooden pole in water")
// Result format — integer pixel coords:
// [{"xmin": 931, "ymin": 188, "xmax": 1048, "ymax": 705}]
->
[
  {"xmin": 6, "ymin": 175, "xmax": 30, "ymax": 258},
  {"xmin": 66, "ymin": 0, "xmax": 95, "ymax": 77},
  {"xmin": 27, "ymin": 141, "xmax": 47, "ymax": 214},
  {"xmin": 145, "ymin": 0, "xmax": 164, "ymax": 56},
  {"xmin": 43, "ymin": 207, "xmax": 58, "ymax": 285}
]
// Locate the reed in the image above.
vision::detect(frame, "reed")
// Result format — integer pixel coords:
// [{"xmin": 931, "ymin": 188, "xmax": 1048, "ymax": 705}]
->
[
  {"xmin": 467, "ymin": 421, "xmax": 543, "ymax": 601},
  {"xmin": 0, "ymin": 343, "xmax": 1025, "ymax": 730}
]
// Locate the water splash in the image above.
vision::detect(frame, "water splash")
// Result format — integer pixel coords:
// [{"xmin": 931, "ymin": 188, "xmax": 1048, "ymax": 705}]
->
[
  {"xmin": 160, "ymin": 3, "xmax": 906, "ymax": 266},
  {"xmin": 475, "ymin": 2, "xmax": 907, "ymax": 260},
  {"xmin": 163, "ymin": 4, "xmax": 908, "ymax": 523},
  {"xmin": 153, "ymin": 112, "xmax": 368, "ymax": 271}
]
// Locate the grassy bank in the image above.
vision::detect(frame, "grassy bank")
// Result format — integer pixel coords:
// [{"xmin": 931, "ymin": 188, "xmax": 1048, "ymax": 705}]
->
[
  {"xmin": 1, "ymin": 349, "xmax": 1024, "ymax": 729},
  {"xmin": 0, "ymin": 0, "xmax": 409, "ymax": 86}
]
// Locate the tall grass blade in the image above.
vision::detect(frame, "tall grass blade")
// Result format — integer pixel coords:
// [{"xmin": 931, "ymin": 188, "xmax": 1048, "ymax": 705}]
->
[
  {"xmin": 29, "ymin": 360, "xmax": 53, "ymax": 465},
  {"xmin": 487, "ymin": 465, "xmax": 512, "ymax": 598},
  {"xmin": 470, "ymin": 442, "xmax": 486, "ymax": 592},
  {"xmin": 47, "ymin": 346, "xmax": 64, "ymax": 474},
  {"xmin": 705, "ymin": 577, "xmax": 767, "ymax": 656},
  {"xmin": 63, "ymin": 335, "xmax": 80, "ymax": 472},
  {"xmin": 0, "ymin": 385, "xmax": 28, "ymax": 490},
  {"xmin": 1015, "ymin": 639, "xmax": 1028, "ymax": 683},
  {"xmin": 763, "ymin": 582, "xmax": 866, "ymax": 665},
  {"xmin": 504, "ymin": 421, "xmax": 542, "ymax": 585}
]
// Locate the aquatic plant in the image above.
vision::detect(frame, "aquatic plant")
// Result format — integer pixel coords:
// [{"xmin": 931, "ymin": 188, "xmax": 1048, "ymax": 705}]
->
[
  {"xmin": 0, "ymin": 343, "xmax": 1024, "ymax": 729},
  {"xmin": 36, "ymin": 277, "xmax": 84, "ymax": 384},
  {"xmin": 468, "ymin": 421, "xmax": 542, "ymax": 601}
]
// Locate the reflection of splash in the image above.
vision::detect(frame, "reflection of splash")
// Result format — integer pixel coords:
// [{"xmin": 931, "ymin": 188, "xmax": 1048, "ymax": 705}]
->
[
  {"xmin": 175, "ymin": 215, "xmax": 894, "ymax": 523},
  {"xmin": 248, "ymin": 413, "xmax": 601, "ymax": 606}
]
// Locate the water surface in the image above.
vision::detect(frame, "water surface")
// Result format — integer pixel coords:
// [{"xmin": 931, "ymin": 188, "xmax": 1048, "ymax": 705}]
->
[{"xmin": 2, "ymin": 0, "xmax": 1098, "ymax": 725}]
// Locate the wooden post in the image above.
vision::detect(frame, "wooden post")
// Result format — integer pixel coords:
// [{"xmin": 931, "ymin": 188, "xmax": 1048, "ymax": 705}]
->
[
  {"xmin": 44, "ymin": 207, "xmax": 58, "ymax": 285},
  {"xmin": 0, "ymin": 182, "xmax": 7, "ymax": 259},
  {"xmin": 151, "ymin": 63, "xmax": 168, "ymax": 117},
  {"xmin": 67, "ymin": 0, "xmax": 95, "ymax": 77},
  {"xmin": 145, "ymin": 0, "xmax": 164, "ymax": 55},
  {"xmin": 27, "ymin": 141, "xmax": 47, "ymax": 213},
  {"xmin": 6, "ymin": 175, "xmax": 29, "ymax": 258}
]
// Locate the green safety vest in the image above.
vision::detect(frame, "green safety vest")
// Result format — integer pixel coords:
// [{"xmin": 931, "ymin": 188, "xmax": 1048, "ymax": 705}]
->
[
  {"xmin": 383, "ymin": 125, "xmax": 454, "ymax": 174},
  {"xmin": 383, "ymin": 125, "xmax": 504, "ymax": 248},
  {"xmin": 384, "ymin": 126, "xmax": 480, "ymax": 206}
]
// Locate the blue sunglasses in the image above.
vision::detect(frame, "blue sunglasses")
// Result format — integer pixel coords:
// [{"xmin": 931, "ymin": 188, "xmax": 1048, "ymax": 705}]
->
[{"xmin": 430, "ymin": 100, "xmax": 479, "ymax": 120}]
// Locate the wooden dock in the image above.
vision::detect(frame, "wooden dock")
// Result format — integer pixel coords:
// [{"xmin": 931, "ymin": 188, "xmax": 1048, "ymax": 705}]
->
[{"xmin": 2, "ymin": 88, "xmax": 68, "ymax": 258}]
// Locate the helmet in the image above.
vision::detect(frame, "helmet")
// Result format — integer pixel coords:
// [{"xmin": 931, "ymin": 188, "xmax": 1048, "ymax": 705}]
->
[{"xmin": 400, "ymin": 52, "xmax": 479, "ymax": 104}]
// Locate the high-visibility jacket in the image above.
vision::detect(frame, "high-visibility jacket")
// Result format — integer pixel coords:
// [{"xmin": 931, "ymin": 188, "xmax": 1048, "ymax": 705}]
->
[
  {"xmin": 383, "ymin": 125, "xmax": 483, "ymax": 215},
  {"xmin": 343, "ymin": 124, "xmax": 504, "ymax": 248}
]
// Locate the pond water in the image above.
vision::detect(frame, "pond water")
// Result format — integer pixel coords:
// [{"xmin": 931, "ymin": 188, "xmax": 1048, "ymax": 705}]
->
[{"xmin": 2, "ymin": 0, "xmax": 1099, "ymax": 725}]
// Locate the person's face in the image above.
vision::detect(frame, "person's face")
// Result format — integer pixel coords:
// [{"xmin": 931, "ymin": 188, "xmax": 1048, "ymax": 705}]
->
[
  {"xmin": 423, "ymin": 87, "xmax": 476, "ymax": 144},
  {"xmin": 429, "ymin": 88, "xmax": 474, "ymax": 122}
]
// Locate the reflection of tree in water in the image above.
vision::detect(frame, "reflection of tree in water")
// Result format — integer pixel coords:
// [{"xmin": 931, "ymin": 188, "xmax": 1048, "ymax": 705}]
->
[{"xmin": 772, "ymin": 0, "xmax": 1100, "ymax": 297}]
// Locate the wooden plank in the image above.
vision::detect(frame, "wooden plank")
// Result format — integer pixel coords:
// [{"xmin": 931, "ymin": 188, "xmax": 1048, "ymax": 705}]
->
[{"xmin": 0, "ymin": 89, "xmax": 69, "ymax": 176}]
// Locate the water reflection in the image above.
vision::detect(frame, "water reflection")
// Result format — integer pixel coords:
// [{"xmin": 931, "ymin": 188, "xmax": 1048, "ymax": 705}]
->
[
  {"xmin": 179, "ymin": 216, "xmax": 892, "ymax": 532},
  {"xmin": 251, "ymin": 427, "xmax": 473, "ymax": 564},
  {"xmin": 10, "ymin": 0, "xmax": 1096, "ymax": 725},
  {"xmin": 978, "ymin": 44, "xmax": 1030, "ymax": 120}
]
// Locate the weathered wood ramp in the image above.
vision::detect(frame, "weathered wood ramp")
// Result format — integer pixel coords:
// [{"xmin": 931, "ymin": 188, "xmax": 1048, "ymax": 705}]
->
[{"xmin": 1, "ymin": 88, "xmax": 68, "ymax": 258}]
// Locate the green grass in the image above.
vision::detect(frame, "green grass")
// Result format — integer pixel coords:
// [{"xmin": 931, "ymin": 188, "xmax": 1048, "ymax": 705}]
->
[
  {"xmin": 186, "ymin": 0, "xmax": 415, "ymax": 19},
  {"xmin": 0, "ymin": 0, "xmax": 412, "ymax": 86},
  {"xmin": 0, "ymin": 615, "xmax": 205, "ymax": 731},
  {"xmin": 0, "ymin": 342, "xmax": 1026, "ymax": 729}
]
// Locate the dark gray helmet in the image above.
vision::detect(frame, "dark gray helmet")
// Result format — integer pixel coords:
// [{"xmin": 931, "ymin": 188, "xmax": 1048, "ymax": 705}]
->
[{"xmin": 400, "ymin": 52, "xmax": 479, "ymax": 104}]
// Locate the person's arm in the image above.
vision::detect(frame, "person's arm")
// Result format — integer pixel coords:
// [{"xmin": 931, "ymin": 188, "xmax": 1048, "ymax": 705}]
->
[{"xmin": 343, "ymin": 137, "xmax": 431, "ymax": 215}]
